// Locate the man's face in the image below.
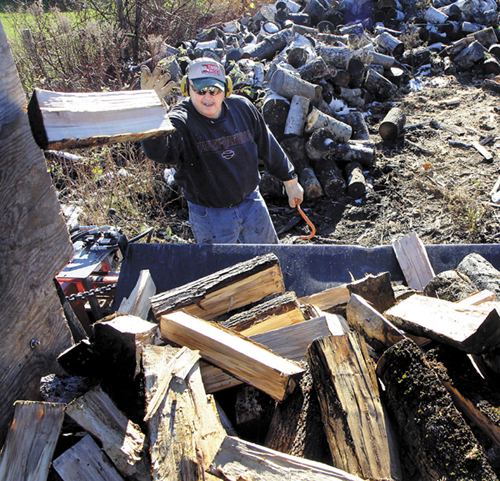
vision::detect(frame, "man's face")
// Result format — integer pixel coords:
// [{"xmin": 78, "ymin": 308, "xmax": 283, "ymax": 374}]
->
[{"xmin": 189, "ymin": 83, "xmax": 224, "ymax": 119}]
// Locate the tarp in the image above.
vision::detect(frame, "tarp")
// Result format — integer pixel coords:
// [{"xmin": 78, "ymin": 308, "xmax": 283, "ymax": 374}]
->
[{"xmin": 113, "ymin": 243, "xmax": 500, "ymax": 311}]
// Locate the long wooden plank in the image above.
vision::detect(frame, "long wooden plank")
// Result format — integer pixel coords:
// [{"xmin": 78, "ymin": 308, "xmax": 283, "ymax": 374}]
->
[
  {"xmin": 0, "ymin": 401, "xmax": 65, "ymax": 481},
  {"xmin": 392, "ymin": 232, "xmax": 435, "ymax": 290},
  {"xmin": 151, "ymin": 253, "xmax": 285, "ymax": 319},
  {"xmin": 307, "ymin": 333, "xmax": 401, "ymax": 480},
  {"xmin": 118, "ymin": 269, "xmax": 157, "ymax": 320},
  {"xmin": 28, "ymin": 89, "xmax": 175, "ymax": 150},
  {"xmin": 160, "ymin": 311, "xmax": 305, "ymax": 401},
  {"xmin": 65, "ymin": 385, "xmax": 150, "ymax": 481},
  {"xmin": 0, "ymin": 19, "xmax": 73, "ymax": 445},
  {"xmin": 53, "ymin": 435, "xmax": 125, "ymax": 481},
  {"xmin": 208, "ymin": 436, "xmax": 366, "ymax": 481},
  {"xmin": 385, "ymin": 294, "xmax": 500, "ymax": 354}
]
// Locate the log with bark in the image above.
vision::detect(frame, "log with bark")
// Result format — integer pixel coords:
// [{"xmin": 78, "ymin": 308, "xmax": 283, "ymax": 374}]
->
[
  {"xmin": 150, "ymin": 253, "xmax": 285, "ymax": 319},
  {"xmin": 377, "ymin": 338, "xmax": 498, "ymax": 480},
  {"xmin": 28, "ymin": 89, "xmax": 175, "ymax": 150},
  {"xmin": 281, "ymin": 136, "xmax": 324, "ymax": 199},
  {"xmin": 284, "ymin": 95, "xmax": 311, "ymax": 137},
  {"xmin": 379, "ymin": 107, "xmax": 407, "ymax": 141},
  {"xmin": 305, "ymin": 107, "xmax": 352, "ymax": 142}
]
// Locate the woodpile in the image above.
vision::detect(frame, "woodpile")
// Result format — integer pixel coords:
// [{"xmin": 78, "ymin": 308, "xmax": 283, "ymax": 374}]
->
[
  {"xmin": 136, "ymin": 0, "xmax": 500, "ymax": 203},
  {"xmin": 4, "ymin": 235, "xmax": 500, "ymax": 479}
]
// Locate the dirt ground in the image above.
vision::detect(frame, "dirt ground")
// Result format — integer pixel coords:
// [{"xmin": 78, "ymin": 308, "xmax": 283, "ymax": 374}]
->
[{"xmin": 163, "ymin": 69, "xmax": 500, "ymax": 248}]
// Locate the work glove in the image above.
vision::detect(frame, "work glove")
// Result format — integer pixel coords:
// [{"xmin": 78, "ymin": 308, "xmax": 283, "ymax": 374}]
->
[
  {"xmin": 140, "ymin": 65, "xmax": 176, "ymax": 100},
  {"xmin": 284, "ymin": 177, "xmax": 304, "ymax": 208}
]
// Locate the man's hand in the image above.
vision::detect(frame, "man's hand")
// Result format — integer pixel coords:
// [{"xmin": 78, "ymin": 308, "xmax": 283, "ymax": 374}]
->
[
  {"xmin": 284, "ymin": 177, "xmax": 304, "ymax": 208},
  {"xmin": 140, "ymin": 65, "xmax": 176, "ymax": 99}
]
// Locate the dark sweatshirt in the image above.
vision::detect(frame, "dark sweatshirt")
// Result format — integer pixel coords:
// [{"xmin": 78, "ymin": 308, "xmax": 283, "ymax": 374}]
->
[{"xmin": 141, "ymin": 94, "xmax": 295, "ymax": 208}]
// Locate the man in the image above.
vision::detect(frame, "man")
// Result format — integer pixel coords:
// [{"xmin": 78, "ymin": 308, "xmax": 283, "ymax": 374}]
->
[{"xmin": 140, "ymin": 57, "xmax": 304, "ymax": 244}]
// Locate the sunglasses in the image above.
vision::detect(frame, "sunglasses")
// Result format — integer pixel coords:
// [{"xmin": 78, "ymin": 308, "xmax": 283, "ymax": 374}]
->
[{"xmin": 190, "ymin": 84, "xmax": 223, "ymax": 96}]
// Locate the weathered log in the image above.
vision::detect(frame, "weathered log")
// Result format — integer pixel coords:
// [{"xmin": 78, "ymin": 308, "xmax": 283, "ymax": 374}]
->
[
  {"xmin": 303, "ymin": 0, "xmax": 327, "ymax": 24},
  {"xmin": 65, "ymin": 386, "xmax": 150, "ymax": 481},
  {"xmin": 470, "ymin": 26, "xmax": 498, "ymax": 49},
  {"xmin": 316, "ymin": 44, "xmax": 351, "ymax": 69},
  {"xmin": 270, "ymin": 68, "xmax": 322, "ymax": 105},
  {"xmin": 426, "ymin": 344, "xmax": 500, "ymax": 449},
  {"xmin": 53, "ymin": 435, "xmax": 125, "ymax": 481},
  {"xmin": 221, "ymin": 291, "xmax": 306, "ymax": 335},
  {"xmin": 305, "ymin": 107, "xmax": 352, "ymax": 142},
  {"xmin": 160, "ymin": 311, "xmax": 305, "ymax": 401},
  {"xmin": 363, "ymin": 68, "xmax": 397, "ymax": 99},
  {"xmin": 243, "ymin": 28, "xmax": 293, "ymax": 61},
  {"xmin": 142, "ymin": 345, "xmax": 224, "ymax": 481},
  {"xmin": 377, "ymin": 338, "xmax": 497, "ymax": 481},
  {"xmin": 281, "ymin": 136, "xmax": 323, "ymax": 199},
  {"xmin": 457, "ymin": 253, "xmax": 500, "ymax": 300},
  {"xmin": 347, "ymin": 271, "xmax": 396, "ymax": 313},
  {"xmin": 264, "ymin": 363, "xmax": 332, "ymax": 464},
  {"xmin": 28, "ymin": 89, "xmax": 175, "ymax": 150},
  {"xmin": 385, "ymin": 294, "xmax": 500, "ymax": 354},
  {"xmin": 343, "ymin": 161, "xmax": 366, "ymax": 199},
  {"xmin": 0, "ymin": 401, "xmax": 65, "ymax": 481},
  {"xmin": 338, "ymin": 87, "xmax": 365, "ymax": 109},
  {"xmin": 346, "ymin": 57, "xmax": 365, "ymax": 88},
  {"xmin": 287, "ymin": 46, "xmax": 308, "ymax": 68},
  {"xmin": 331, "ymin": 69, "xmax": 351, "ymax": 87},
  {"xmin": 379, "ymin": 106, "xmax": 406, "ymax": 141},
  {"xmin": 375, "ymin": 30, "xmax": 404, "ymax": 57},
  {"xmin": 392, "ymin": 232, "xmax": 435, "ymax": 290},
  {"xmin": 454, "ymin": 40, "xmax": 487, "ymax": 70},
  {"xmin": 307, "ymin": 333, "xmax": 402, "ymax": 480},
  {"xmin": 150, "ymin": 253, "xmax": 285, "ymax": 319},
  {"xmin": 314, "ymin": 158, "xmax": 347, "ymax": 198},
  {"xmin": 346, "ymin": 111, "xmax": 370, "ymax": 140},
  {"xmin": 483, "ymin": 56, "xmax": 500, "ymax": 75},
  {"xmin": 117, "ymin": 269, "xmax": 156, "ymax": 320},
  {"xmin": 297, "ymin": 56, "xmax": 332, "ymax": 82},
  {"xmin": 423, "ymin": 269, "xmax": 478, "ymax": 302},
  {"xmin": 201, "ymin": 314, "xmax": 345, "ymax": 393},
  {"xmin": 284, "ymin": 95, "xmax": 310, "ymax": 137}
]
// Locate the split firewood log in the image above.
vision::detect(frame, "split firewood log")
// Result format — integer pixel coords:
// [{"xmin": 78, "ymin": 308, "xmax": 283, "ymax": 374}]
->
[
  {"xmin": 65, "ymin": 386, "xmax": 150, "ymax": 481},
  {"xmin": 377, "ymin": 338, "xmax": 498, "ymax": 480},
  {"xmin": 150, "ymin": 253, "xmax": 285, "ymax": 320},
  {"xmin": 159, "ymin": 311, "xmax": 305, "ymax": 401},
  {"xmin": 307, "ymin": 333, "xmax": 402, "ymax": 480},
  {"xmin": 208, "ymin": 436, "xmax": 365, "ymax": 480},
  {"xmin": 385, "ymin": 294, "xmax": 500, "ymax": 354}
]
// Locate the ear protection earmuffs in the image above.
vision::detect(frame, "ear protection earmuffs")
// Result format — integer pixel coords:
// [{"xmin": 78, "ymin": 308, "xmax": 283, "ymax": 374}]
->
[{"xmin": 180, "ymin": 75, "xmax": 233, "ymax": 97}]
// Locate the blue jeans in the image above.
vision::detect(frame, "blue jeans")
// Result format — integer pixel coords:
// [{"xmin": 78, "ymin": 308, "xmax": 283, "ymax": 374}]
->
[{"xmin": 187, "ymin": 188, "xmax": 279, "ymax": 244}]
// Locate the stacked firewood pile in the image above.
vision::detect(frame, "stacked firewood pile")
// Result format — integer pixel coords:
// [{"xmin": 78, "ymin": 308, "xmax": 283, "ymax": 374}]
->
[
  {"xmin": 151, "ymin": 0, "xmax": 500, "ymax": 202},
  {"xmin": 4, "ymin": 233, "xmax": 500, "ymax": 480}
]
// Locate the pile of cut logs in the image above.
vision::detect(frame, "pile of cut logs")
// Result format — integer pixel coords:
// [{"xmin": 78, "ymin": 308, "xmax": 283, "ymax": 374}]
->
[
  {"xmin": 30, "ymin": 0, "xmax": 500, "ymax": 200},
  {"xmin": 3, "ymin": 234, "xmax": 500, "ymax": 480}
]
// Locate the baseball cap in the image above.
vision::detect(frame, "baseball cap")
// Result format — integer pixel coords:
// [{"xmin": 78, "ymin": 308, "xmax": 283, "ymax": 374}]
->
[{"xmin": 188, "ymin": 58, "xmax": 226, "ymax": 91}]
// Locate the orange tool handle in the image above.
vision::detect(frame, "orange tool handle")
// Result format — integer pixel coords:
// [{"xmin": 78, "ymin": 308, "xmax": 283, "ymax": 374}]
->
[{"xmin": 295, "ymin": 198, "xmax": 316, "ymax": 240}]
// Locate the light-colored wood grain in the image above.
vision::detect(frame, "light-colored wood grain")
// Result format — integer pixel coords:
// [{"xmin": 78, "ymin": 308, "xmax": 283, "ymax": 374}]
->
[
  {"xmin": 65, "ymin": 386, "xmax": 150, "ymax": 481},
  {"xmin": 209, "ymin": 436, "xmax": 366, "ymax": 481},
  {"xmin": 299, "ymin": 285, "xmax": 350, "ymax": 311},
  {"xmin": 118, "ymin": 269, "xmax": 156, "ymax": 320},
  {"xmin": 142, "ymin": 345, "xmax": 224, "ymax": 481},
  {"xmin": 0, "ymin": 401, "xmax": 65, "ymax": 481},
  {"xmin": 0, "ymin": 20, "xmax": 73, "ymax": 445},
  {"xmin": 53, "ymin": 435, "xmax": 125, "ymax": 481},
  {"xmin": 392, "ymin": 232, "xmax": 435, "ymax": 290},
  {"xmin": 160, "ymin": 311, "xmax": 305, "ymax": 401},
  {"xmin": 29, "ymin": 89, "xmax": 175, "ymax": 150},
  {"xmin": 201, "ymin": 314, "xmax": 344, "ymax": 393},
  {"xmin": 307, "ymin": 333, "xmax": 402, "ymax": 480},
  {"xmin": 386, "ymin": 294, "xmax": 500, "ymax": 354}
]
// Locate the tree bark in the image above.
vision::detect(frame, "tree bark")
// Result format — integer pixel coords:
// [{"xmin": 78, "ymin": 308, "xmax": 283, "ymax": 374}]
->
[
  {"xmin": 379, "ymin": 107, "xmax": 406, "ymax": 141},
  {"xmin": 284, "ymin": 95, "xmax": 310, "ymax": 137}
]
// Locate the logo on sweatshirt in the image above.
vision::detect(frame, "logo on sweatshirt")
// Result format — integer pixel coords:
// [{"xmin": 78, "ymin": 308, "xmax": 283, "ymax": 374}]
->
[{"xmin": 222, "ymin": 150, "xmax": 235, "ymax": 160}]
